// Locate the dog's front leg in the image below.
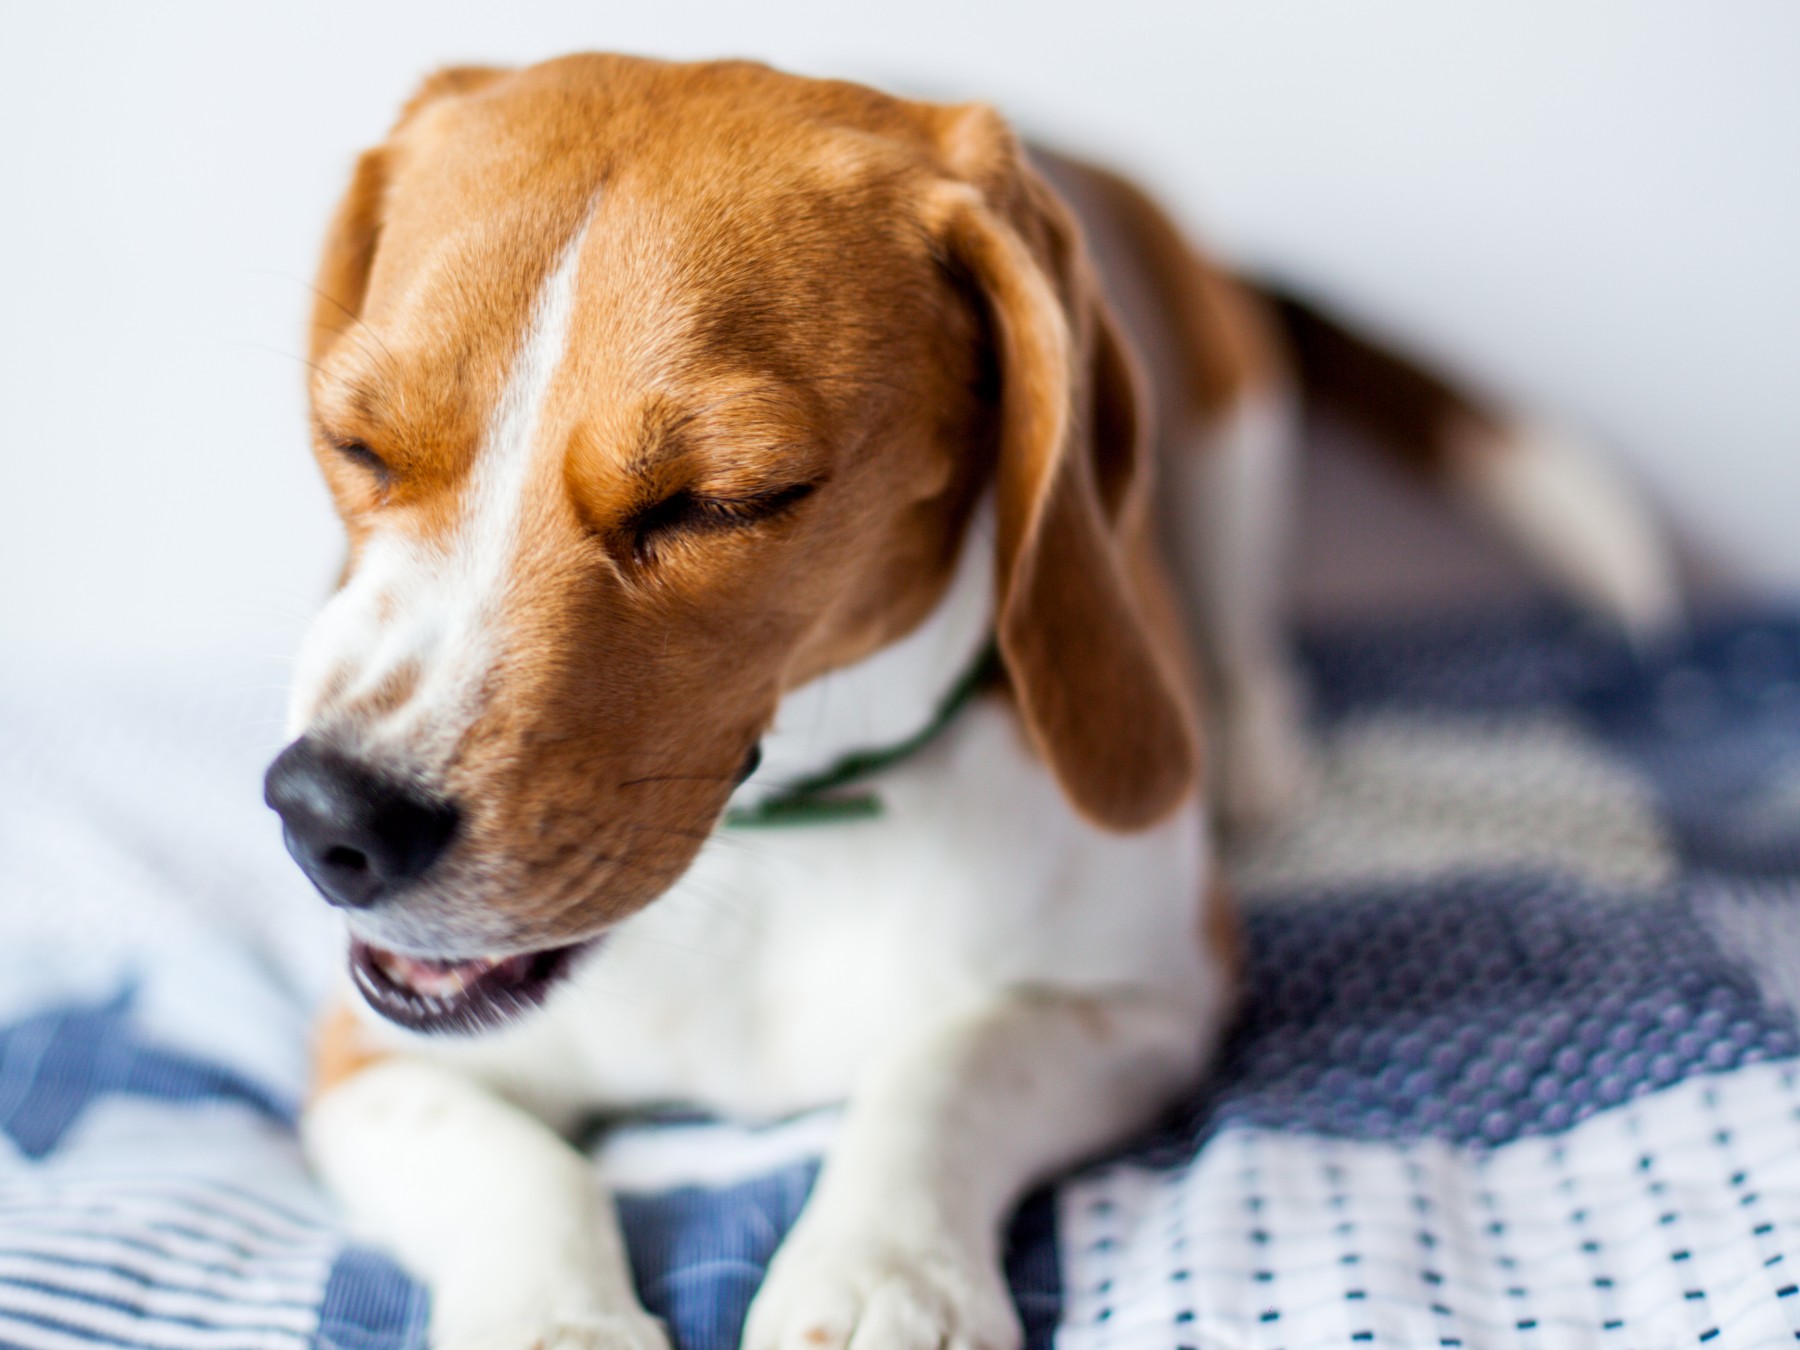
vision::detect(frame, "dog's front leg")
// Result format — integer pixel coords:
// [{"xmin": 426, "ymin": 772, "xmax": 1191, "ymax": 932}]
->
[
  {"xmin": 743, "ymin": 988, "xmax": 1211, "ymax": 1350},
  {"xmin": 305, "ymin": 1056, "xmax": 668, "ymax": 1350}
]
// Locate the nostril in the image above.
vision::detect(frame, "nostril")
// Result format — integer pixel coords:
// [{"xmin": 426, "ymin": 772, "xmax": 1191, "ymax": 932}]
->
[{"xmin": 323, "ymin": 845, "xmax": 369, "ymax": 873}]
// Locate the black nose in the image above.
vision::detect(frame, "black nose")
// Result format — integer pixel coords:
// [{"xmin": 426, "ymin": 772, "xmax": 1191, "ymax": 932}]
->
[{"xmin": 263, "ymin": 739, "xmax": 459, "ymax": 909}]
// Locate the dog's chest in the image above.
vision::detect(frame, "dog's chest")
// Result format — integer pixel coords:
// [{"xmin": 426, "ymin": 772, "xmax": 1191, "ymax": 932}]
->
[{"xmin": 423, "ymin": 700, "xmax": 1210, "ymax": 1123}]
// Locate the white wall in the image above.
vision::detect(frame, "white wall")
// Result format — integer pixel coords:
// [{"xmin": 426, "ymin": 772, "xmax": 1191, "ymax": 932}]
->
[{"xmin": 2, "ymin": 1, "xmax": 1795, "ymax": 667}]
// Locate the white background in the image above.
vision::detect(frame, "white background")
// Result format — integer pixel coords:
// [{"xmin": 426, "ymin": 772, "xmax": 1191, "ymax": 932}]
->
[{"xmin": 2, "ymin": 1, "xmax": 1795, "ymax": 669}]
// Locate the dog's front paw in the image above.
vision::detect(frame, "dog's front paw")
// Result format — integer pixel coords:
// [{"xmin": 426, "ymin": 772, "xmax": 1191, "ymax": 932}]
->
[
  {"xmin": 743, "ymin": 1225, "xmax": 1019, "ymax": 1350},
  {"xmin": 440, "ymin": 1310, "xmax": 671, "ymax": 1350}
]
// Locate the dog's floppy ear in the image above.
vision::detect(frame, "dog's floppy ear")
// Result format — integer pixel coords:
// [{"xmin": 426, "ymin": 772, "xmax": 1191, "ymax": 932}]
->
[
  {"xmin": 309, "ymin": 147, "xmax": 389, "ymax": 366},
  {"xmin": 926, "ymin": 106, "xmax": 1199, "ymax": 831},
  {"xmin": 308, "ymin": 66, "xmax": 509, "ymax": 365}
]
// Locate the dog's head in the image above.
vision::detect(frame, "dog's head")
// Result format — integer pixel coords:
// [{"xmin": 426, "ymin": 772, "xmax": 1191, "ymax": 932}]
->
[{"xmin": 268, "ymin": 55, "xmax": 1196, "ymax": 1032}]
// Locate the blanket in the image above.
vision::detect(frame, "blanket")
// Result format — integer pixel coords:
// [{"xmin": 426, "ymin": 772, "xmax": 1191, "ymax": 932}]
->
[{"xmin": 5, "ymin": 607, "xmax": 1800, "ymax": 1350}]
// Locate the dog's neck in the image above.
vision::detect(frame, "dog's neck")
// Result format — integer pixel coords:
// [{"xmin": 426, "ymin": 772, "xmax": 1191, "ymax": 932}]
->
[{"xmin": 730, "ymin": 502, "xmax": 996, "ymax": 815}]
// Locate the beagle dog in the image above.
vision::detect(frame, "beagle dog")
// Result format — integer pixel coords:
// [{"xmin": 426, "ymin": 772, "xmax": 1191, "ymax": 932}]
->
[{"xmin": 265, "ymin": 55, "xmax": 1678, "ymax": 1350}]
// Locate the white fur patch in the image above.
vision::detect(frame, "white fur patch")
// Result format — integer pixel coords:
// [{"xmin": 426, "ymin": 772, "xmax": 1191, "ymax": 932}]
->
[
  {"xmin": 1451, "ymin": 419, "xmax": 1683, "ymax": 640},
  {"xmin": 408, "ymin": 690, "xmax": 1218, "ymax": 1120},
  {"xmin": 1158, "ymin": 391, "xmax": 1313, "ymax": 832},
  {"xmin": 1157, "ymin": 393, "xmax": 1299, "ymax": 674},
  {"xmin": 732, "ymin": 498, "xmax": 997, "ymax": 809},
  {"xmin": 305, "ymin": 1058, "xmax": 665, "ymax": 1350},
  {"xmin": 287, "ymin": 204, "xmax": 598, "ymax": 761}
]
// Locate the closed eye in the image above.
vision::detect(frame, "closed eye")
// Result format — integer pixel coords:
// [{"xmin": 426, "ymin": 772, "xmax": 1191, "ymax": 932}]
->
[
  {"xmin": 627, "ymin": 481, "xmax": 819, "ymax": 566},
  {"xmin": 330, "ymin": 437, "xmax": 391, "ymax": 484}
]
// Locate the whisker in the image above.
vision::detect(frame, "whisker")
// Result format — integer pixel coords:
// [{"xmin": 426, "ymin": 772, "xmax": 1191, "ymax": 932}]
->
[
  {"xmin": 618, "ymin": 772, "xmax": 737, "ymax": 789},
  {"xmin": 229, "ymin": 340, "xmax": 329, "ymax": 379},
  {"xmin": 309, "ymin": 287, "xmax": 400, "ymax": 369},
  {"xmin": 248, "ymin": 268, "xmax": 403, "ymax": 372},
  {"xmin": 618, "ymin": 821, "xmax": 715, "ymax": 844},
  {"xmin": 540, "ymin": 870, "xmax": 659, "ymax": 926}
]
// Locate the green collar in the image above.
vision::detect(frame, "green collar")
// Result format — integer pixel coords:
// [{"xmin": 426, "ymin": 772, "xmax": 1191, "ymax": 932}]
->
[{"xmin": 723, "ymin": 641, "xmax": 1001, "ymax": 828}]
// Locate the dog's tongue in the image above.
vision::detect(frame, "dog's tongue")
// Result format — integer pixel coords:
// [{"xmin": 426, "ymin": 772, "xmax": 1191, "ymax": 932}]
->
[{"xmin": 370, "ymin": 948, "xmax": 534, "ymax": 999}]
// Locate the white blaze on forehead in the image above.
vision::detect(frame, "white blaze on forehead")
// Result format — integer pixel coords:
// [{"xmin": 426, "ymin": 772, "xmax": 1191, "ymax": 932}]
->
[
  {"xmin": 457, "ymin": 205, "xmax": 597, "ymax": 626},
  {"xmin": 288, "ymin": 203, "xmax": 598, "ymax": 756}
]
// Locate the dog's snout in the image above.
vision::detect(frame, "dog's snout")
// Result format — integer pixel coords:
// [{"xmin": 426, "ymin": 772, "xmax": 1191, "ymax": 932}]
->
[{"xmin": 263, "ymin": 739, "xmax": 459, "ymax": 909}]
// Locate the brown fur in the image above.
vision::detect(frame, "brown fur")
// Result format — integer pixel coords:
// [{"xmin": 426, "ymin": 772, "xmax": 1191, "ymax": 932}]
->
[
  {"xmin": 302, "ymin": 55, "xmax": 1201, "ymax": 965},
  {"xmin": 1267, "ymin": 291, "xmax": 1502, "ymax": 476},
  {"xmin": 926, "ymin": 108, "xmax": 1199, "ymax": 829},
  {"xmin": 312, "ymin": 1002, "xmax": 389, "ymax": 1099},
  {"xmin": 1035, "ymin": 153, "xmax": 1286, "ymax": 436},
  {"xmin": 1204, "ymin": 877, "xmax": 1245, "ymax": 990}
]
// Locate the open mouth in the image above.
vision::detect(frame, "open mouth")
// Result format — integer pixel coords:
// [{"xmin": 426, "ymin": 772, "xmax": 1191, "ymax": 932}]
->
[{"xmin": 349, "ymin": 937, "xmax": 594, "ymax": 1034}]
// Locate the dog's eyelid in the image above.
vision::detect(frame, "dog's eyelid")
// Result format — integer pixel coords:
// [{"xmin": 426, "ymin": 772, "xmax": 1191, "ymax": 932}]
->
[
  {"xmin": 695, "ymin": 477, "xmax": 823, "ymax": 514},
  {"xmin": 622, "ymin": 477, "xmax": 824, "ymax": 568},
  {"xmin": 325, "ymin": 434, "xmax": 393, "ymax": 483}
]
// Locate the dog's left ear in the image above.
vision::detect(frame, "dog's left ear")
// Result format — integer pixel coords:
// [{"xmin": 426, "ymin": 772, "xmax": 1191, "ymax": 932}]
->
[
  {"xmin": 924, "ymin": 105, "xmax": 1199, "ymax": 831},
  {"xmin": 309, "ymin": 65, "xmax": 510, "ymax": 365}
]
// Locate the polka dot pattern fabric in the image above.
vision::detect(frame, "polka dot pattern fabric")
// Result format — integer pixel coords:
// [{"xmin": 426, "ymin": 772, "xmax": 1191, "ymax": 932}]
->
[{"xmin": 1055, "ymin": 609, "xmax": 1800, "ymax": 1350}]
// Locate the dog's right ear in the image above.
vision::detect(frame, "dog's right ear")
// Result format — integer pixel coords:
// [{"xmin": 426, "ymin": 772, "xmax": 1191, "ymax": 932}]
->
[
  {"xmin": 920, "ymin": 105, "xmax": 1200, "ymax": 831},
  {"xmin": 308, "ymin": 66, "xmax": 509, "ymax": 365}
]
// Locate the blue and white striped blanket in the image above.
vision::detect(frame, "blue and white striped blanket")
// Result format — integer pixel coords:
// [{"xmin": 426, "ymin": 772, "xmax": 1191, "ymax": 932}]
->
[{"xmin": 7, "ymin": 609, "xmax": 1800, "ymax": 1350}]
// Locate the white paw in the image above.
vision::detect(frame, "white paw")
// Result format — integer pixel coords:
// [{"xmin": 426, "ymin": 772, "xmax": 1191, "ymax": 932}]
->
[
  {"xmin": 439, "ymin": 1310, "xmax": 671, "ymax": 1350},
  {"xmin": 1214, "ymin": 666, "xmax": 1314, "ymax": 837},
  {"xmin": 743, "ymin": 1227, "xmax": 1019, "ymax": 1350}
]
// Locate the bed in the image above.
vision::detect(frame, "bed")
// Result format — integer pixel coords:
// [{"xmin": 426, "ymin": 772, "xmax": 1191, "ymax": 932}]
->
[{"xmin": 6, "ymin": 590, "xmax": 1800, "ymax": 1350}]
